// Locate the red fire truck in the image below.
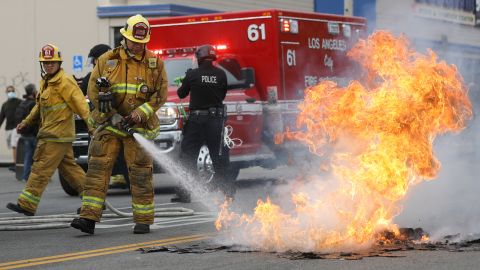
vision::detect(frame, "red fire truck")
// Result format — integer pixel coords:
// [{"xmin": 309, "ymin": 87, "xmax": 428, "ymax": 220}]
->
[{"xmin": 149, "ymin": 9, "xmax": 367, "ymax": 180}]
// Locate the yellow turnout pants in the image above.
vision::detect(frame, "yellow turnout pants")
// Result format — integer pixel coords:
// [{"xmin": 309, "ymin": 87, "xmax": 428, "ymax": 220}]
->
[
  {"xmin": 80, "ymin": 132, "xmax": 154, "ymax": 224},
  {"xmin": 18, "ymin": 139, "xmax": 85, "ymax": 213}
]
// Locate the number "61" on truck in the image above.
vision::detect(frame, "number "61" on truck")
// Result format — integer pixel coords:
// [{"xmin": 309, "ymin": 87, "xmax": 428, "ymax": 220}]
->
[{"xmin": 247, "ymin": 23, "xmax": 266, "ymax": 42}]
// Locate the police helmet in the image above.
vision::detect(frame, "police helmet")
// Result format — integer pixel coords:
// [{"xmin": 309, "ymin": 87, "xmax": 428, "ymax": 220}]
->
[
  {"xmin": 88, "ymin": 44, "xmax": 111, "ymax": 59},
  {"xmin": 195, "ymin": 45, "xmax": 217, "ymax": 62}
]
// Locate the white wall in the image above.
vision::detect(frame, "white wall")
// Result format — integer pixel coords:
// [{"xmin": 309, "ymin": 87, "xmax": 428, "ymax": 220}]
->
[
  {"xmin": 121, "ymin": 0, "xmax": 314, "ymax": 12},
  {"xmin": 0, "ymin": 0, "xmax": 102, "ymax": 163}
]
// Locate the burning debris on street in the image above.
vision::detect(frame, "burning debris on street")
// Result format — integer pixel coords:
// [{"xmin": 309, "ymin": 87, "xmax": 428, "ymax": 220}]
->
[
  {"xmin": 137, "ymin": 228, "xmax": 480, "ymax": 260},
  {"xmin": 212, "ymin": 31, "xmax": 472, "ymax": 253}
]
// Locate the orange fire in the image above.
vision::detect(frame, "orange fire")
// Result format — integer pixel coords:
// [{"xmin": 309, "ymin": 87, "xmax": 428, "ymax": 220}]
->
[{"xmin": 215, "ymin": 31, "xmax": 472, "ymax": 252}]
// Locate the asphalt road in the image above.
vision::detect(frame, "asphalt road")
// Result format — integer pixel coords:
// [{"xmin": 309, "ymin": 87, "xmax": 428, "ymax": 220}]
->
[{"xmin": 0, "ymin": 166, "xmax": 479, "ymax": 270}]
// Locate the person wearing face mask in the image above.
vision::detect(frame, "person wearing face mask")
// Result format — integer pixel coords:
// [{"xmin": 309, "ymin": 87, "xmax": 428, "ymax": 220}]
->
[
  {"xmin": 71, "ymin": 14, "xmax": 168, "ymax": 235},
  {"xmin": 0, "ymin": 85, "xmax": 22, "ymax": 171},
  {"xmin": 6, "ymin": 44, "xmax": 94, "ymax": 216}
]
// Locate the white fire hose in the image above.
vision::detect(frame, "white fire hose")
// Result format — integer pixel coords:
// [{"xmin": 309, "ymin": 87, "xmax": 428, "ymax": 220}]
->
[{"xmin": 0, "ymin": 200, "xmax": 194, "ymax": 231}]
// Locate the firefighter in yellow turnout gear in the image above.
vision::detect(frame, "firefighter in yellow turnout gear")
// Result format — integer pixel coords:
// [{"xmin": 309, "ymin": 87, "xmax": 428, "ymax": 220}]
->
[
  {"xmin": 71, "ymin": 14, "xmax": 168, "ymax": 234},
  {"xmin": 6, "ymin": 44, "xmax": 93, "ymax": 216}
]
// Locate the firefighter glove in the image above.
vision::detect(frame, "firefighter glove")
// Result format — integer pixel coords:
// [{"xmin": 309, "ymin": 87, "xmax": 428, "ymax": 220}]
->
[
  {"xmin": 96, "ymin": 77, "xmax": 111, "ymax": 89},
  {"xmin": 124, "ymin": 110, "xmax": 142, "ymax": 126},
  {"xmin": 98, "ymin": 91, "xmax": 114, "ymax": 113},
  {"xmin": 87, "ymin": 126, "xmax": 96, "ymax": 137}
]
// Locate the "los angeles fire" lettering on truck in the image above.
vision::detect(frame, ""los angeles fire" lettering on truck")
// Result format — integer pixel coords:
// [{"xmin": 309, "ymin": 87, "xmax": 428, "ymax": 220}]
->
[{"xmin": 322, "ymin": 38, "xmax": 347, "ymax": 51}]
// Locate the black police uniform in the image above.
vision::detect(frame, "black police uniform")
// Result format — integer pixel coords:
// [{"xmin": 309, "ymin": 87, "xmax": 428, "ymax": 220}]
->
[{"xmin": 176, "ymin": 60, "xmax": 231, "ymax": 201}]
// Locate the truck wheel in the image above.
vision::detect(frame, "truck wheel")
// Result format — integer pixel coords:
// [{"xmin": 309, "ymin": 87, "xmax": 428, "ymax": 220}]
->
[
  {"xmin": 59, "ymin": 173, "xmax": 79, "ymax": 196},
  {"xmin": 59, "ymin": 164, "xmax": 87, "ymax": 196},
  {"xmin": 124, "ymin": 172, "xmax": 131, "ymax": 190},
  {"xmin": 197, "ymin": 145, "xmax": 215, "ymax": 184},
  {"xmin": 225, "ymin": 165, "xmax": 240, "ymax": 181},
  {"xmin": 15, "ymin": 137, "xmax": 25, "ymax": 181},
  {"xmin": 197, "ymin": 145, "xmax": 240, "ymax": 182}
]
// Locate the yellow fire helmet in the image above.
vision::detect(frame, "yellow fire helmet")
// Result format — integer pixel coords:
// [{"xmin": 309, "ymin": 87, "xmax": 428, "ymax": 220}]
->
[
  {"xmin": 39, "ymin": 44, "xmax": 62, "ymax": 62},
  {"xmin": 120, "ymin": 14, "xmax": 151, "ymax": 43}
]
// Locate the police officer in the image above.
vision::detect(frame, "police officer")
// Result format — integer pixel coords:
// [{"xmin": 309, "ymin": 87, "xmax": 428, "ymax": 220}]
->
[
  {"xmin": 71, "ymin": 14, "xmax": 168, "ymax": 235},
  {"xmin": 6, "ymin": 44, "xmax": 93, "ymax": 216},
  {"xmin": 79, "ymin": 44, "xmax": 111, "ymax": 95},
  {"xmin": 172, "ymin": 44, "xmax": 233, "ymax": 203}
]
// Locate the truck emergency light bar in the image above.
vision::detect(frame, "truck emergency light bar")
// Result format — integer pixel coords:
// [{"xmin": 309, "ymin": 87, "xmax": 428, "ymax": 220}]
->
[
  {"xmin": 153, "ymin": 44, "xmax": 228, "ymax": 56},
  {"xmin": 280, "ymin": 18, "xmax": 298, "ymax": 34}
]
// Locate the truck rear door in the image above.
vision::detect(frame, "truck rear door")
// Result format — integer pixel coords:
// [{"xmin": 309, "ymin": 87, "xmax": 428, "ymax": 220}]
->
[{"xmin": 278, "ymin": 14, "xmax": 366, "ymax": 100}]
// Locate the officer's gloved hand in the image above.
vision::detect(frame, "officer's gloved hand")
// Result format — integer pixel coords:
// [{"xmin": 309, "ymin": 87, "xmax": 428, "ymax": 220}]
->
[
  {"xmin": 173, "ymin": 75, "xmax": 185, "ymax": 87},
  {"xmin": 124, "ymin": 110, "xmax": 142, "ymax": 126},
  {"xmin": 98, "ymin": 92, "xmax": 114, "ymax": 113}
]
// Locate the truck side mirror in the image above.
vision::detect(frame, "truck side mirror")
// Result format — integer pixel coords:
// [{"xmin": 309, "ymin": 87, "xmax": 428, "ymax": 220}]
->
[
  {"xmin": 240, "ymin": 67, "xmax": 255, "ymax": 88},
  {"xmin": 227, "ymin": 67, "xmax": 255, "ymax": 90}
]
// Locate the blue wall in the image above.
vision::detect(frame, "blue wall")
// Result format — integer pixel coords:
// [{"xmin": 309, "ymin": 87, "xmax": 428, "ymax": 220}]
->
[
  {"xmin": 313, "ymin": 0, "xmax": 345, "ymax": 15},
  {"xmin": 314, "ymin": 0, "xmax": 376, "ymax": 33},
  {"xmin": 97, "ymin": 4, "xmax": 217, "ymax": 18}
]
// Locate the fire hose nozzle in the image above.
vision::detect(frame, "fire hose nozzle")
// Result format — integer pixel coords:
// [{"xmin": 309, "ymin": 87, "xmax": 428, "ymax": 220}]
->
[
  {"xmin": 120, "ymin": 121, "xmax": 136, "ymax": 136},
  {"xmin": 124, "ymin": 126, "xmax": 136, "ymax": 136}
]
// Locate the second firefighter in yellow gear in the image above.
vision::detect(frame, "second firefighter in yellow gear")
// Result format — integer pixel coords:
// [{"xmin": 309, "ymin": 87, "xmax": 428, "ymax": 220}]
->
[
  {"xmin": 72, "ymin": 14, "xmax": 168, "ymax": 234},
  {"xmin": 6, "ymin": 44, "xmax": 93, "ymax": 216}
]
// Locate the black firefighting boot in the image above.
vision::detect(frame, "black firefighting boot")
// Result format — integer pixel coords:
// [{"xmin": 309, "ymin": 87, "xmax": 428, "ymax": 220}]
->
[
  {"xmin": 133, "ymin": 224, "xmax": 150, "ymax": 234},
  {"xmin": 6, "ymin": 203, "xmax": 34, "ymax": 216},
  {"xmin": 71, "ymin": 217, "xmax": 95, "ymax": 234}
]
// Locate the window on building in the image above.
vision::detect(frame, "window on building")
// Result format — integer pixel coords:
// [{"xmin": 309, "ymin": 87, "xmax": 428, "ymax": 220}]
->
[{"xmin": 112, "ymin": 26, "xmax": 123, "ymax": 48}]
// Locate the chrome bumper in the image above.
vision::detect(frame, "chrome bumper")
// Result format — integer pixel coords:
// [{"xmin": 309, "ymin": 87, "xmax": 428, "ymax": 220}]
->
[{"xmin": 153, "ymin": 130, "xmax": 182, "ymax": 154}]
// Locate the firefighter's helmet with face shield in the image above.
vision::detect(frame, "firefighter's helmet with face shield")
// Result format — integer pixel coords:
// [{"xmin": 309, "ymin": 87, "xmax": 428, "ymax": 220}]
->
[
  {"xmin": 39, "ymin": 44, "xmax": 62, "ymax": 62},
  {"xmin": 120, "ymin": 14, "xmax": 151, "ymax": 43},
  {"xmin": 195, "ymin": 45, "xmax": 217, "ymax": 62}
]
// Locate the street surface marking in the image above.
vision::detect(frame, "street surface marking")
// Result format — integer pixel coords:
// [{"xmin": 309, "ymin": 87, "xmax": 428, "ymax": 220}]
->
[{"xmin": 0, "ymin": 234, "xmax": 211, "ymax": 270}]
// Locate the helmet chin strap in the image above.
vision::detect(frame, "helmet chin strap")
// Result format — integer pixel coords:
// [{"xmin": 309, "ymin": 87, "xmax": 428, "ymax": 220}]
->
[
  {"xmin": 40, "ymin": 63, "xmax": 47, "ymax": 79},
  {"xmin": 122, "ymin": 39, "xmax": 146, "ymax": 62},
  {"xmin": 40, "ymin": 62, "xmax": 61, "ymax": 80}
]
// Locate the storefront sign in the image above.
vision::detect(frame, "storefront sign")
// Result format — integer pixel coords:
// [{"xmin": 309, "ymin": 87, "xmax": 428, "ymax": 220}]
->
[{"xmin": 413, "ymin": 0, "xmax": 476, "ymax": 25}]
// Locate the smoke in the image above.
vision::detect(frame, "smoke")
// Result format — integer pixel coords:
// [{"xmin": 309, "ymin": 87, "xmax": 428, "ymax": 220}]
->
[
  {"xmin": 395, "ymin": 120, "xmax": 480, "ymax": 240},
  {"xmin": 374, "ymin": 1, "xmax": 480, "ymax": 241},
  {"xmin": 133, "ymin": 133, "xmax": 224, "ymax": 211}
]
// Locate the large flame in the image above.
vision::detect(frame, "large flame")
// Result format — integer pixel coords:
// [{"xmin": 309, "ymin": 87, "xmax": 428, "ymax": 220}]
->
[{"xmin": 215, "ymin": 31, "xmax": 472, "ymax": 252}]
